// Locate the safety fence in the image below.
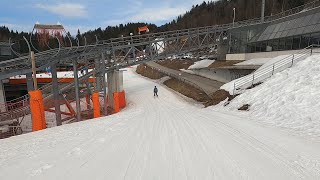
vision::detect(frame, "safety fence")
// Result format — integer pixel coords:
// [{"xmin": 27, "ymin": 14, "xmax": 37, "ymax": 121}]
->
[{"xmin": 233, "ymin": 44, "xmax": 320, "ymax": 95}]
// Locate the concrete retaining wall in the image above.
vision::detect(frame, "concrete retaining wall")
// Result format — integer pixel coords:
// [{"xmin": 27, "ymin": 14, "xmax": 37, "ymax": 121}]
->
[
  {"xmin": 192, "ymin": 69, "xmax": 253, "ymax": 83},
  {"xmin": 226, "ymin": 49, "xmax": 303, "ymax": 61}
]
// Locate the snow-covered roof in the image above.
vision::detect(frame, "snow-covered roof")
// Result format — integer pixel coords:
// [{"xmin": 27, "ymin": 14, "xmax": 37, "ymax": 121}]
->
[{"xmin": 188, "ymin": 59, "xmax": 215, "ymax": 70}]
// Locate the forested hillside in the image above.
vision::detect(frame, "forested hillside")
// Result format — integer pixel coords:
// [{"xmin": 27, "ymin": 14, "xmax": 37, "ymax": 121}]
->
[
  {"xmin": 0, "ymin": 0, "xmax": 315, "ymax": 46},
  {"xmin": 160, "ymin": 0, "xmax": 313, "ymax": 31},
  {"xmin": 82, "ymin": 23, "xmax": 157, "ymax": 44}
]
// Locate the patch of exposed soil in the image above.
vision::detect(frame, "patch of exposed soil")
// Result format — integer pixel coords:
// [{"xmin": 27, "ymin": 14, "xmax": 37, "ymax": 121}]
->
[
  {"xmin": 210, "ymin": 89, "xmax": 233, "ymax": 105},
  {"xmin": 136, "ymin": 64, "xmax": 165, "ymax": 79},
  {"xmin": 156, "ymin": 59, "xmax": 196, "ymax": 70},
  {"xmin": 238, "ymin": 104, "xmax": 250, "ymax": 111},
  {"xmin": 136, "ymin": 63, "xmax": 234, "ymax": 107},
  {"xmin": 247, "ymin": 82, "xmax": 263, "ymax": 89},
  {"xmin": 163, "ymin": 78, "xmax": 212, "ymax": 106},
  {"xmin": 208, "ymin": 60, "xmax": 244, "ymax": 69}
]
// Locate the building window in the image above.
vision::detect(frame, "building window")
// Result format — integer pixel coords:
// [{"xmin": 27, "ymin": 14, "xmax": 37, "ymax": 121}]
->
[
  {"xmin": 256, "ymin": 42, "xmax": 262, "ymax": 52},
  {"xmin": 278, "ymin": 38, "xmax": 285, "ymax": 50},
  {"xmin": 261, "ymin": 41, "xmax": 267, "ymax": 52},
  {"xmin": 270, "ymin": 39, "xmax": 279, "ymax": 51},
  {"xmin": 285, "ymin": 37, "xmax": 293, "ymax": 50},
  {"xmin": 301, "ymin": 34, "xmax": 310, "ymax": 48},
  {"xmin": 0, "ymin": 47, "xmax": 11, "ymax": 56},
  {"xmin": 292, "ymin": 36, "xmax": 301, "ymax": 50},
  {"xmin": 309, "ymin": 33, "xmax": 320, "ymax": 45}
]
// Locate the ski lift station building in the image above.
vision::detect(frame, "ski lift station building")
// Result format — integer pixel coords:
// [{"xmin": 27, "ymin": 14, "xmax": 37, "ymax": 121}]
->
[{"xmin": 226, "ymin": 2, "xmax": 320, "ymax": 60}]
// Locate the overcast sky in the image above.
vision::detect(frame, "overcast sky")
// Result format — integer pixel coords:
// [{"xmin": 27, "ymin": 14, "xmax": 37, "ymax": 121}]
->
[{"xmin": 0, "ymin": 0, "xmax": 205, "ymax": 35}]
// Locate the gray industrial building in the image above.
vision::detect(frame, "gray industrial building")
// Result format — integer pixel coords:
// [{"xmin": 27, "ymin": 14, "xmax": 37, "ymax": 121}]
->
[
  {"xmin": 0, "ymin": 42, "xmax": 12, "ymax": 61},
  {"xmin": 229, "ymin": 4, "xmax": 320, "ymax": 55}
]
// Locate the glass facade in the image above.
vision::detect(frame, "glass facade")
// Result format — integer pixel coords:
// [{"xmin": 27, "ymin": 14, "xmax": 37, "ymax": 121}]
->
[
  {"xmin": 0, "ymin": 46, "xmax": 11, "ymax": 56},
  {"xmin": 257, "ymin": 13, "xmax": 320, "ymax": 41},
  {"xmin": 244, "ymin": 33, "xmax": 320, "ymax": 53},
  {"xmin": 229, "ymin": 11, "xmax": 320, "ymax": 54}
]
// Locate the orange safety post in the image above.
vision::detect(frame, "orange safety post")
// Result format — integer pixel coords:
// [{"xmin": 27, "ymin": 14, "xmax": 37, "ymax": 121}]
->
[
  {"xmin": 113, "ymin": 92, "xmax": 120, "ymax": 113},
  {"xmin": 123, "ymin": 91, "xmax": 126, "ymax": 107},
  {"xmin": 92, "ymin": 92, "xmax": 101, "ymax": 118},
  {"xmin": 29, "ymin": 90, "xmax": 46, "ymax": 131},
  {"xmin": 119, "ymin": 91, "xmax": 126, "ymax": 108}
]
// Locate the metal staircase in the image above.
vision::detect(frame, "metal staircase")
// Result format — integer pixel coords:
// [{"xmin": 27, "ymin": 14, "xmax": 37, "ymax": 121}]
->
[
  {"xmin": 0, "ymin": 70, "xmax": 94, "ymax": 126},
  {"xmin": 232, "ymin": 45, "xmax": 320, "ymax": 95}
]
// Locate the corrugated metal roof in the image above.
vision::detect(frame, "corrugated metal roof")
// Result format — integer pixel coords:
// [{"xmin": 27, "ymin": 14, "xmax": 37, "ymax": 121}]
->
[
  {"xmin": 251, "ymin": 12, "xmax": 320, "ymax": 42},
  {"xmin": 34, "ymin": 24, "xmax": 64, "ymax": 30}
]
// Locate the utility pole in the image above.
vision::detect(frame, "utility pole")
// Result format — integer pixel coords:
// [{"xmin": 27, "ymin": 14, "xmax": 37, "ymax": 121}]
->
[
  {"xmin": 30, "ymin": 51, "xmax": 38, "ymax": 90},
  {"xmin": 261, "ymin": 0, "xmax": 266, "ymax": 22},
  {"xmin": 233, "ymin": 8, "xmax": 236, "ymax": 27},
  {"xmin": 73, "ymin": 58, "xmax": 81, "ymax": 121}
]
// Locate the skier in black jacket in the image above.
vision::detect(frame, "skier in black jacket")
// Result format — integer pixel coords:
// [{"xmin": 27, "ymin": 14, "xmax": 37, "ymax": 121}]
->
[{"xmin": 154, "ymin": 86, "xmax": 158, "ymax": 97}]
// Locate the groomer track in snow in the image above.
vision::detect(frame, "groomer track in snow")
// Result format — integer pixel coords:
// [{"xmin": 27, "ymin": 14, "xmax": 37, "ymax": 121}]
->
[{"xmin": 0, "ymin": 67, "xmax": 319, "ymax": 180}]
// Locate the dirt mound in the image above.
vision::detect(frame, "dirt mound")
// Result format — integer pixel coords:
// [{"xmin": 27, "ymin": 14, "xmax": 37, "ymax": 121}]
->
[
  {"xmin": 211, "ymin": 90, "xmax": 233, "ymax": 105},
  {"xmin": 238, "ymin": 104, "xmax": 250, "ymax": 111},
  {"xmin": 136, "ymin": 64, "xmax": 165, "ymax": 79},
  {"xmin": 136, "ymin": 63, "xmax": 231, "ymax": 107},
  {"xmin": 164, "ymin": 78, "xmax": 212, "ymax": 105}
]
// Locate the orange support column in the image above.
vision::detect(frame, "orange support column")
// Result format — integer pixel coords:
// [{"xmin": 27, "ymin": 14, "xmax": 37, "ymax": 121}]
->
[
  {"xmin": 113, "ymin": 92, "xmax": 120, "ymax": 113},
  {"xmin": 92, "ymin": 92, "xmax": 101, "ymax": 118},
  {"xmin": 29, "ymin": 90, "xmax": 46, "ymax": 131},
  {"xmin": 119, "ymin": 91, "xmax": 126, "ymax": 109},
  {"xmin": 122, "ymin": 91, "xmax": 126, "ymax": 108}
]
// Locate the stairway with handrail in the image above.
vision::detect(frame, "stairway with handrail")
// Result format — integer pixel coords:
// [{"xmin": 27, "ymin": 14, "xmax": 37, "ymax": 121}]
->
[{"xmin": 232, "ymin": 45, "xmax": 320, "ymax": 95}]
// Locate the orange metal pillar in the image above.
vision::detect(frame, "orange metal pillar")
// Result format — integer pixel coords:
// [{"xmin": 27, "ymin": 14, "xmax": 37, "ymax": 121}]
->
[
  {"xmin": 113, "ymin": 92, "xmax": 120, "ymax": 113},
  {"xmin": 92, "ymin": 92, "xmax": 101, "ymax": 118},
  {"xmin": 119, "ymin": 91, "xmax": 126, "ymax": 109},
  {"xmin": 29, "ymin": 90, "xmax": 46, "ymax": 131}
]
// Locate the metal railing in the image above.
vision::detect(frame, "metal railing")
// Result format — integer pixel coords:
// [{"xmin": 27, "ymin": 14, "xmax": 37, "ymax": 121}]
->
[{"xmin": 233, "ymin": 44, "xmax": 320, "ymax": 95}]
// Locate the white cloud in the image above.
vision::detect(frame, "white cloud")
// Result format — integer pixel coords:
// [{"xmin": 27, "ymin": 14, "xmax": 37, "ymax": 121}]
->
[
  {"xmin": 129, "ymin": 7, "xmax": 187, "ymax": 22},
  {"xmin": 0, "ymin": 23, "xmax": 32, "ymax": 33},
  {"xmin": 63, "ymin": 25, "xmax": 93, "ymax": 35},
  {"xmin": 36, "ymin": 3, "xmax": 87, "ymax": 18}
]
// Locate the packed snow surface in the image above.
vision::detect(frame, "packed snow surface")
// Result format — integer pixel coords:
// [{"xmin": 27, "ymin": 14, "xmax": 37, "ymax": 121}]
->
[
  {"xmin": 188, "ymin": 59, "xmax": 215, "ymax": 69},
  {"xmin": 0, "ymin": 69, "xmax": 320, "ymax": 180}
]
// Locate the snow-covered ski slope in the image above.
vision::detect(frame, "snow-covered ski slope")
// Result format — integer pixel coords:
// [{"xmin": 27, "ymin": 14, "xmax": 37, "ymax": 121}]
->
[{"xmin": 0, "ymin": 69, "xmax": 320, "ymax": 180}]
